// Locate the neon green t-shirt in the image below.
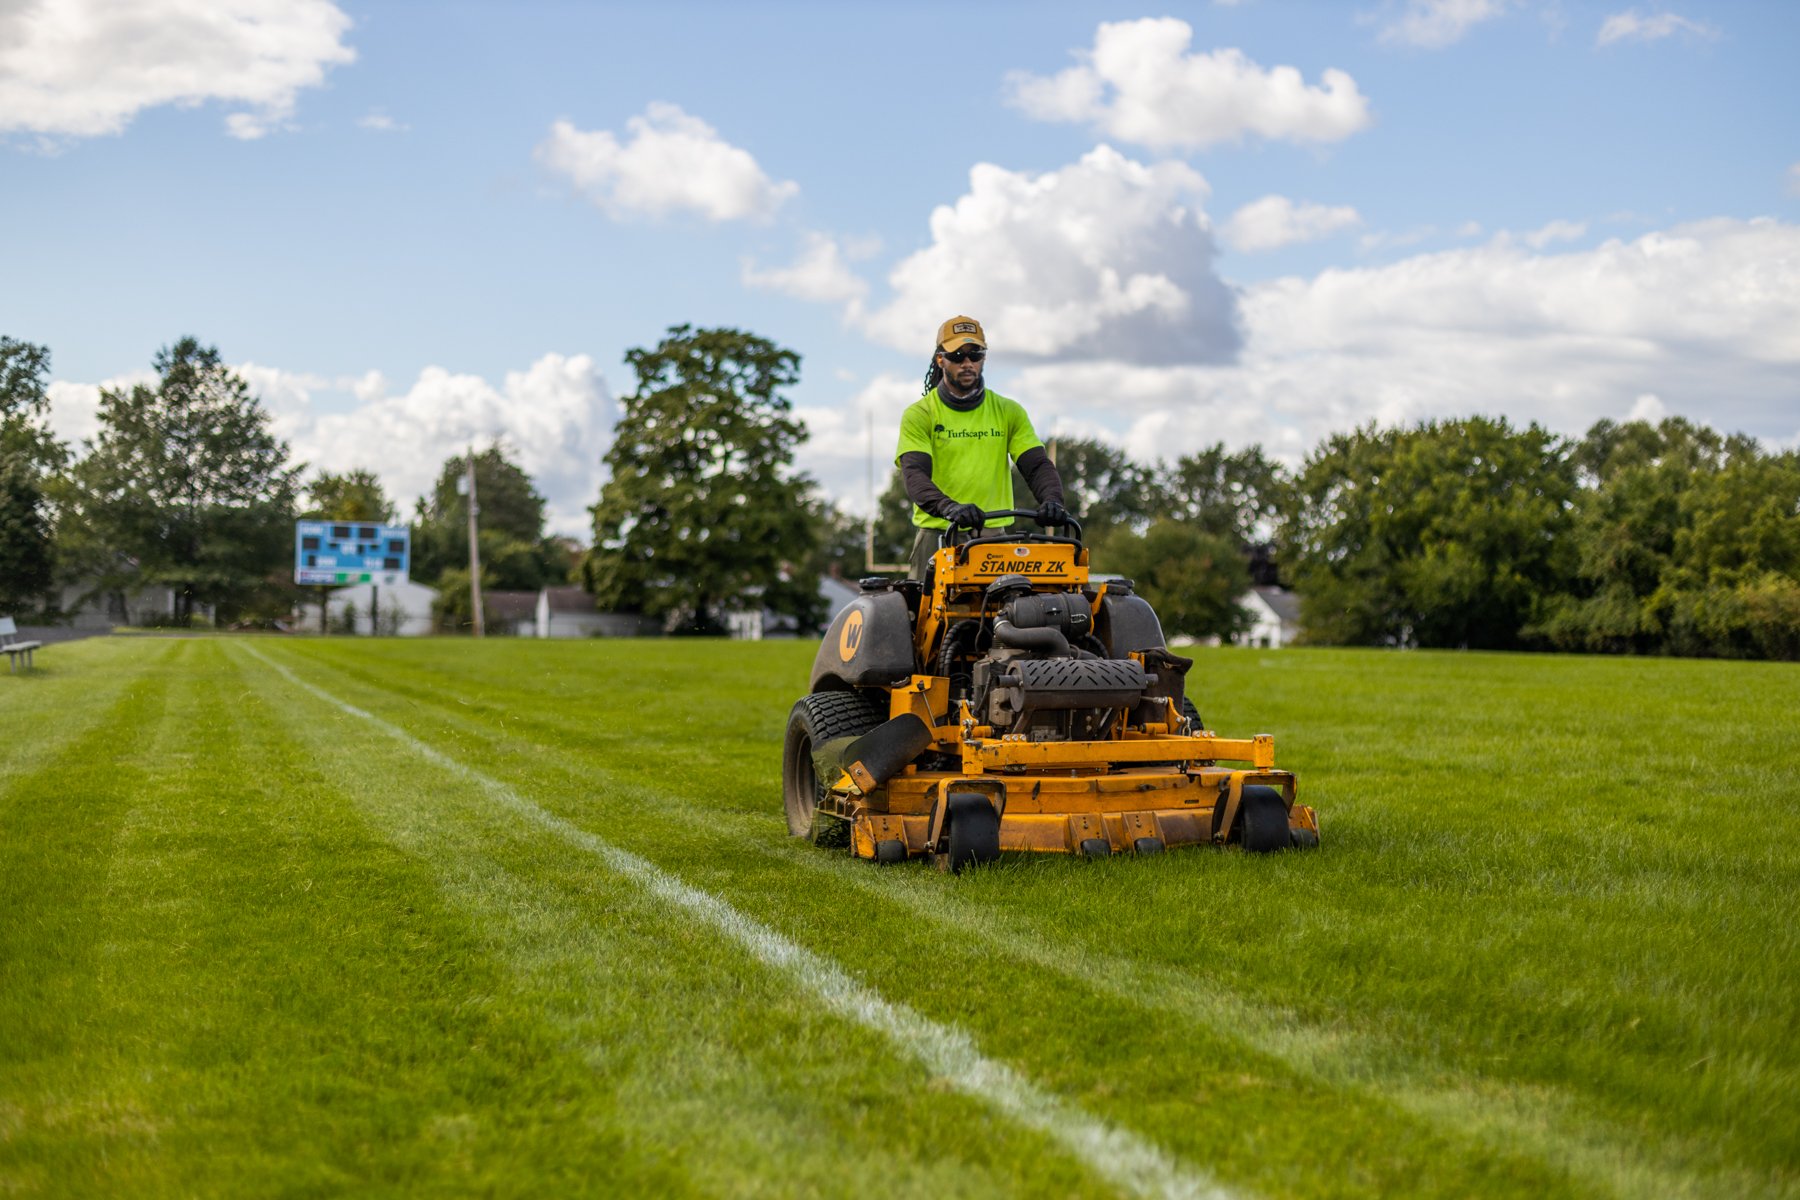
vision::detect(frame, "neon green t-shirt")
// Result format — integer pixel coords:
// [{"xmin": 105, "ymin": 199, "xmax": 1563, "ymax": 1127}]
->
[{"xmin": 894, "ymin": 388, "xmax": 1044, "ymax": 529}]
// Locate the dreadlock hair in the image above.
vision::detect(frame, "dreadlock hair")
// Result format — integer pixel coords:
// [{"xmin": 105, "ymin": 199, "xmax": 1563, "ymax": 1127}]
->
[{"xmin": 922, "ymin": 349, "xmax": 944, "ymax": 395}]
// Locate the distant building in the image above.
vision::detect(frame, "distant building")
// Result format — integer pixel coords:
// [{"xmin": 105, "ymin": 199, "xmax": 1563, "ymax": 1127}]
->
[
  {"xmin": 53, "ymin": 581, "xmax": 206, "ymax": 630},
  {"xmin": 818, "ymin": 573, "xmax": 860, "ymax": 625},
  {"xmin": 534, "ymin": 586, "xmax": 660, "ymax": 638},
  {"xmin": 301, "ymin": 579, "xmax": 438, "ymax": 636},
  {"xmin": 1242, "ymin": 586, "xmax": 1302, "ymax": 648},
  {"xmin": 484, "ymin": 590, "xmax": 539, "ymax": 637},
  {"xmin": 727, "ymin": 573, "xmax": 863, "ymax": 641}
]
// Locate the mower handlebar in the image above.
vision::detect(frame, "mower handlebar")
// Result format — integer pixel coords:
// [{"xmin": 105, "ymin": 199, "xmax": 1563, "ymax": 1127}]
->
[{"xmin": 946, "ymin": 507, "xmax": 1083, "ymax": 542}]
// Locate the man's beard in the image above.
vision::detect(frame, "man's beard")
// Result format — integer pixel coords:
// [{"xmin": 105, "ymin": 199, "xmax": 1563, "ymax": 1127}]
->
[{"xmin": 941, "ymin": 370, "xmax": 983, "ymax": 400}]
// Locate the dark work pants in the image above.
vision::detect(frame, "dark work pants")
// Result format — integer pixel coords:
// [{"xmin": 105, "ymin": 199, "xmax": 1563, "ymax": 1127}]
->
[{"xmin": 909, "ymin": 528, "xmax": 941, "ymax": 580}]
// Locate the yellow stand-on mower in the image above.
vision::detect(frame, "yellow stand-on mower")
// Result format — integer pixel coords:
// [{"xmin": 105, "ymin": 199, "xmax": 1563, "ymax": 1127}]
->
[{"xmin": 783, "ymin": 510, "xmax": 1320, "ymax": 871}]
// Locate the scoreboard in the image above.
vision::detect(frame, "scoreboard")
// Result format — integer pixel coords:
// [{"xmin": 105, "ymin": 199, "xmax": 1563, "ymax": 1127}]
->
[{"xmin": 295, "ymin": 520, "xmax": 411, "ymax": 586}]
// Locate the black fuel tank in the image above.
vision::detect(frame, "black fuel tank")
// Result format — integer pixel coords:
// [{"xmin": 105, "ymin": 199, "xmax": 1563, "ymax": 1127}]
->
[
  {"xmin": 1095, "ymin": 592, "xmax": 1167, "ymax": 657},
  {"xmin": 810, "ymin": 592, "xmax": 915, "ymax": 691}
]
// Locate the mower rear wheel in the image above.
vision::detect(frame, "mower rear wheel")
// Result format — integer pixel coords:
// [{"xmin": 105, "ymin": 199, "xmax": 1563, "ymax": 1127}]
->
[
  {"xmin": 1238, "ymin": 785, "xmax": 1293, "ymax": 854},
  {"xmin": 782, "ymin": 691, "xmax": 884, "ymax": 845}
]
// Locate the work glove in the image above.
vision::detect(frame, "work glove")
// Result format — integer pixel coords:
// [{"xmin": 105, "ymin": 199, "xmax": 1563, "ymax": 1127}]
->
[
  {"xmin": 943, "ymin": 502, "xmax": 987, "ymax": 531},
  {"xmin": 1035, "ymin": 498, "xmax": 1069, "ymax": 528}
]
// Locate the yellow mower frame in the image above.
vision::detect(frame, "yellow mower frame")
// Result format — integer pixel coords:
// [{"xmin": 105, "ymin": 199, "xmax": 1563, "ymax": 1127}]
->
[{"xmin": 789, "ymin": 516, "xmax": 1318, "ymax": 869}]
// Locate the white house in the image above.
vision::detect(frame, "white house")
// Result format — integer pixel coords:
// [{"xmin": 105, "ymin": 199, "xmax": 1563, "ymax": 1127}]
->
[
  {"xmin": 54, "ymin": 581, "xmax": 209, "ymax": 630},
  {"xmin": 818, "ymin": 573, "xmax": 860, "ymax": 625},
  {"xmin": 300, "ymin": 579, "xmax": 438, "ymax": 636},
  {"xmin": 484, "ymin": 590, "xmax": 539, "ymax": 637},
  {"xmin": 534, "ymin": 586, "xmax": 661, "ymax": 638},
  {"xmin": 1242, "ymin": 586, "xmax": 1302, "ymax": 648},
  {"xmin": 726, "ymin": 573, "xmax": 863, "ymax": 641}
]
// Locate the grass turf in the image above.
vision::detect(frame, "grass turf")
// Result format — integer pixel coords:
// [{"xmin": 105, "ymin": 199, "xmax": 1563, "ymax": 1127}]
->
[{"xmin": 1, "ymin": 636, "xmax": 1795, "ymax": 1198}]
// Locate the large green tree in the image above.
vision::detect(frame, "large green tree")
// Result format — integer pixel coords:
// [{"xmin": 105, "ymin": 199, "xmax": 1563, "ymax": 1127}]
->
[
  {"xmin": 1288, "ymin": 417, "xmax": 1578, "ymax": 648},
  {"xmin": 1534, "ymin": 418, "xmax": 1800, "ymax": 659},
  {"xmin": 869, "ymin": 466, "xmax": 917, "ymax": 570},
  {"xmin": 304, "ymin": 469, "xmax": 397, "ymax": 523},
  {"xmin": 584, "ymin": 325, "xmax": 817, "ymax": 633},
  {"xmin": 66, "ymin": 337, "xmax": 299, "ymax": 624},
  {"xmin": 1156, "ymin": 443, "xmax": 1290, "ymax": 545},
  {"xmin": 0, "ymin": 337, "xmax": 65, "ymax": 614},
  {"xmin": 1102, "ymin": 521, "xmax": 1253, "ymax": 642},
  {"xmin": 1042, "ymin": 436, "xmax": 1158, "ymax": 547},
  {"xmin": 799, "ymin": 493, "xmax": 872, "ymax": 587},
  {"xmin": 410, "ymin": 445, "xmax": 560, "ymax": 591}
]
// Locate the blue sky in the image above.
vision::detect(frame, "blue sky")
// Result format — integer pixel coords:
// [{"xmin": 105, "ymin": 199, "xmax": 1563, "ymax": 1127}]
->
[{"xmin": 4, "ymin": 0, "xmax": 1797, "ymax": 534}]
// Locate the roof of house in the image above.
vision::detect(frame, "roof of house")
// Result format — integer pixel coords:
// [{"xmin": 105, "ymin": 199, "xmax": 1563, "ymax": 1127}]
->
[
  {"xmin": 541, "ymin": 585, "xmax": 599, "ymax": 615},
  {"xmin": 485, "ymin": 590, "xmax": 538, "ymax": 621},
  {"xmin": 1251, "ymin": 585, "xmax": 1303, "ymax": 626}
]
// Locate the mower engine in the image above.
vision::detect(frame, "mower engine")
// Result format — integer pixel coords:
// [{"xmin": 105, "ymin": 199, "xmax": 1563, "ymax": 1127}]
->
[{"xmin": 968, "ymin": 575, "xmax": 1153, "ymax": 742}]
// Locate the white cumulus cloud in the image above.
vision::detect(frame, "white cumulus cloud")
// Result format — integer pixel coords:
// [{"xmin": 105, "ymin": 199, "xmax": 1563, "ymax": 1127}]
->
[
  {"xmin": 1000, "ymin": 217, "xmax": 1800, "ymax": 467},
  {"xmin": 356, "ymin": 112, "xmax": 407, "ymax": 133},
  {"xmin": 302, "ymin": 354, "xmax": 615, "ymax": 535},
  {"xmin": 1522, "ymin": 218, "xmax": 1588, "ymax": 248},
  {"xmin": 742, "ymin": 232, "xmax": 870, "ymax": 307},
  {"xmin": 1596, "ymin": 9, "xmax": 1720, "ymax": 45},
  {"xmin": 0, "ymin": 0, "xmax": 354, "ymax": 141},
  {"xmin": 1375, "ymin": 0, "xmax": 1513, "ymax": 49},
  {"xmin": 1222, "ymin": 195, "xmax": 1362, "ymax": 252},
  {"xmin": 857, "ymin": 145, "xmax": 1238, "ymax": 365},
  {"xmin": 791, "ymin": 373, "xmax": 919, "ymax": 517},
  {"xmin": 1005, "ymin": 18, "xmax": 1371, "ymax": 150},
  {"xmin": 536, "ymin": 103, "xmax": 797, "ymax": 222},
  {"xmin": 44, "ymin": 372, "xmax": 152, "ymax": 449},
  {"xmin": 49, "ymin": 354, "xmax": 616, "ymax": 538}
]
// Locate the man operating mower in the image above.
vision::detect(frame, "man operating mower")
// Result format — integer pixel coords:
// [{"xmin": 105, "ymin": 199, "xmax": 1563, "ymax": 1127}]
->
[{"xmin": 895, "ymin": 315, "xmax": 1068, "ymax": 579}]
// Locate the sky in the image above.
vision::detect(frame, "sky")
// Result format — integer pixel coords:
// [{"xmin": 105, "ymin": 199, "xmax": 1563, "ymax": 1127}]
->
[{"xmin": 3, "ymin": 0, "xmax": 1797, "ymax": 537}]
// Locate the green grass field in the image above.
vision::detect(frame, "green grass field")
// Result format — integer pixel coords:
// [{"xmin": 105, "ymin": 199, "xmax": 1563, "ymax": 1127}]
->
[{"xmin": 2, "ymin": 636, "xmax": 1796, "ymax": 1198}]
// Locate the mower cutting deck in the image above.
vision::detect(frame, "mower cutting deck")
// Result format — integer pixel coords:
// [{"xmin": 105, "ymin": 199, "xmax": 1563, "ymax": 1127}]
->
[{"xmin": 781, "ymin": 509, "xmax": 1319, "ymax": 871}]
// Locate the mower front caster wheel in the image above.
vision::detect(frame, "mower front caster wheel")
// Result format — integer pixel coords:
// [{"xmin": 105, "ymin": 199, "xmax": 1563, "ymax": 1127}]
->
[
  {"xmin": 1239, "ymin": 785, "xmax": 1294, "ymax": 854},
  {"xmin": 943, "ymin": 793, "xmax": 1000, "ymax": 874}
]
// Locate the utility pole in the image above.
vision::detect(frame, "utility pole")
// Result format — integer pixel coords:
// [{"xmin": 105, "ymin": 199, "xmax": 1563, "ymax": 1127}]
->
[{"xmin": 465, "ymin": 446, "xmax": 485, "ymax": 637}]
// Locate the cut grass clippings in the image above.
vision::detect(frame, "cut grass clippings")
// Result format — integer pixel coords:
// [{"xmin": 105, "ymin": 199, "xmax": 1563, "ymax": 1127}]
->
[{"xmin": 2, "ymin": 636, "xmax": 1796, "ymax": 1198}]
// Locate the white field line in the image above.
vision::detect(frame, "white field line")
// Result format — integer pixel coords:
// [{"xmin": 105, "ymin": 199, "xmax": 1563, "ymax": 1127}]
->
[{"xmin": 240, "ymin": 645, "xmax": 1239, "ymax": 1200}]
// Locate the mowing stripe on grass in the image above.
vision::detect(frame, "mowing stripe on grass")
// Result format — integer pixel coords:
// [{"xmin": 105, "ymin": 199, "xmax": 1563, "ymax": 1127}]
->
[
  {"xmin": 240, "ymin": 644, "xmax": 1239, "ymax": 1200},
  {"xmin": 273, "ymin": 642, "xmax": 1775, "ymax": 1200}
]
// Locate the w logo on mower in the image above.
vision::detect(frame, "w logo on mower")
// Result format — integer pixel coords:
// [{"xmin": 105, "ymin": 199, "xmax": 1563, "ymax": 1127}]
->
[{"xmin": 838, "ymin": 610, "xmax": 865, "ymax": 661}]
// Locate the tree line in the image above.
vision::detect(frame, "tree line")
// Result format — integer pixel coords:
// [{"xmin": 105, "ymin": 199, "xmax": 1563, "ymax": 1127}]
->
[
  {"xmin": 0, "ymin": 334, "xmax": 578, "ymax": 630},
  {"xmin": 0, "ymin": 326, "xmax": 833, "ymax": 635},
  {"xmin": 5, "ymin": 329, "xmax": 1796, "ymax": 658},
  {"xmin": 866, "ymin": 413, "xmax": 1799, "ymax": 661}
]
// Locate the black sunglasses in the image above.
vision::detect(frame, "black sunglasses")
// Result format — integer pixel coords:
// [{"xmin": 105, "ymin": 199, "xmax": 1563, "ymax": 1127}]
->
[{"xmin": 941, "ymin": 346, "xmax": 986, "ymax": 363}]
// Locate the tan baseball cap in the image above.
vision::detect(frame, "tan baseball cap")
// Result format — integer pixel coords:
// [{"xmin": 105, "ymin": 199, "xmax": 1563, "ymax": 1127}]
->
[{"xmin": 936, "ymin": 315, "xmax": 986, "ymax": 352}]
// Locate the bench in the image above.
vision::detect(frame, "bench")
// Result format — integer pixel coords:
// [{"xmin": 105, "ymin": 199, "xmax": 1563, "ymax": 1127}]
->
[{"xmin": 1, "ymin": 617, "xmax": 42, "ymax": 673}]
